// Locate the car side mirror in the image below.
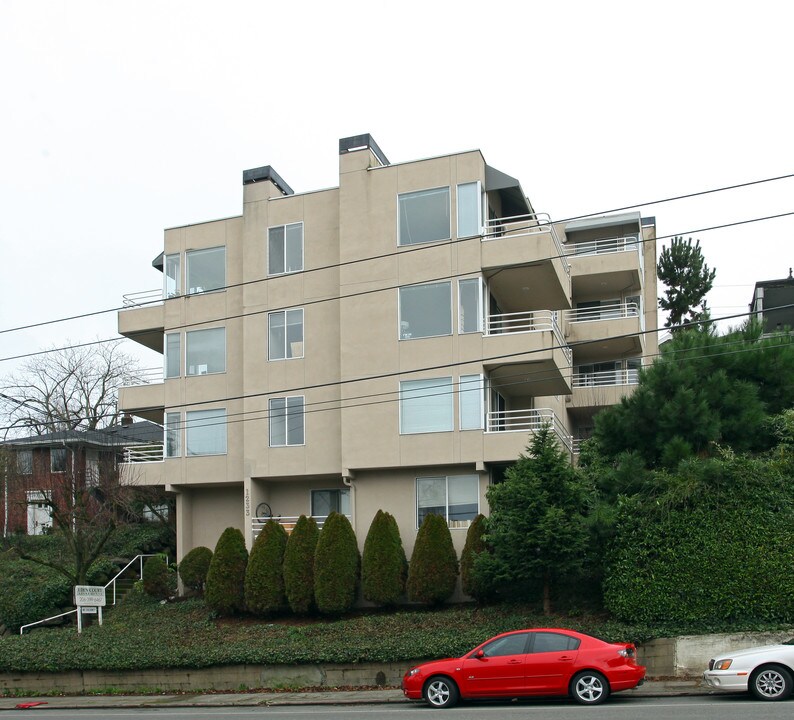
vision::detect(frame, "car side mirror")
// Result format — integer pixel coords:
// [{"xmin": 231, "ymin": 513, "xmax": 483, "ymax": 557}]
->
[{"xmin": 475, "ymin": 650, "xmax": 485, "ymax": 659}]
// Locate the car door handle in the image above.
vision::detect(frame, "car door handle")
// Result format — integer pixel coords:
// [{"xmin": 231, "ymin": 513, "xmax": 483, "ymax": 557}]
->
[
  {"xmin": 558, "ymin": 656, "xmax": 573, "ymax": 661},
  {"xmin": 508, "ymin": 659, "xmax": 522, "ymax": 664}
]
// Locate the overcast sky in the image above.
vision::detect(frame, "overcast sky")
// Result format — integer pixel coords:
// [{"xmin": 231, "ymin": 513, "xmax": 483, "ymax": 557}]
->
[{"xmin": 1, "ymin": 0, "xmax": 792, "ymax": 379}]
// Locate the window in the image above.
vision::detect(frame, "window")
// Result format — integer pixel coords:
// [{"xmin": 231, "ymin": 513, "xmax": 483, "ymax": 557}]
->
[
  {"xmin": 85, "ymin": 449, "xmax": 99, "ymax": 487},
  {"xmin": 268, "ymin": 223, "xmax": 303, "ymax": 275},
  {"xmin": 165, "ymin": 332, "xmax": 181, "ymax": 378},
  {"xmin": 186, "ymin": 327, "xmax": 226, "ymax": 375},
  {"xmin": 51, "ymin": 448, "xmax": 67, "ymax": 473},
  {"xmin": 311, "ymin": 489, "xmax": 350, "ymax": 517},
  {"xmin": 398, "ymin": 187, "xmax": 450, "ymax": 245},
  {"xmin": 185, "ymin": 409, "xmax": 226, "ymax": 456},
  {"xmin": 165, "ymin": 412, "xmax": 181, "ymax": 458},
  {"xmin": 480, "ymin": 632, "xmax": 530, "ymax": 658},
  {"xmin": 269, "ymin": 396, "xmax": 305, "ymax": 447},
  {"xmin": 27, "ymin": 491, "xmax": 52, "ymax": 536},
  {"xmin": 16, "ymin": 450, "xmax": 32, "ymax": 475},
  {"xmin": 400, "ymin": 377, "xmax": 453, "ymax": 434},
  {"xmin": 457, "ymin": 182, "xmax": 481, "ymax": 238},
  {"xmin": 186, "ymin": 246, "xmax": 225, "ymax": 294},
  {"xmin": 416, "ymin": 474, "xmax": 479, "ymax": 527},
  {"xmin": 268, "ymin": 309, "xmax": 304, "ymax": 360},
  {"xmin": 164, "ymin": 253, "xmax": 180, "ymax": 298},
  {"xmin": 458, "ymin": 278, "xmax": 484, "ymax": 333},
  {"xmin": 531, "ymin": 632, "xmax": 580, "ymax": 653},
  {"xmin": 399, "ymin": 282, "xmax": 452, "ymax": 340},
  {"xmin": 460, "ymin": 374, "xmax": 485, "ymax": 430}
]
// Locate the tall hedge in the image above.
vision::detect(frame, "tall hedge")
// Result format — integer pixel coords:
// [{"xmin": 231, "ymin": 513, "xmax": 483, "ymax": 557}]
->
[
  {"xmin": 407, "ymin": 513, "xmax": 458, "ymax": 605},
  {"xmin": 460, "ymin": 514, "xmax": 489, "ymax": 602},
  {"xmin": 283, "ymin": 515, "xmax": 320, "ymax": 614},
  {"xmin": 362, "ymin": 510, "xmax": 407, "ymax": 606},
  {"xmin": 205, "ymin": 528, "xmax": 248, "ymax": 616},
  {"xmin": 314, "ymin": 511, "xmax": 360, "ymax": 615},
  {"xmin": 178, "ymin": 546, "xmax": 212, "ymax": 595},
  {"xmin": 244, "ymin": 520, "xmax": 288, "ymax": 615}
]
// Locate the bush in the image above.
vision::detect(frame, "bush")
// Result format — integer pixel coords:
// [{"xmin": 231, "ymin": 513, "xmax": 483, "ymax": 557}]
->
[
  {"xmin": 244, "ymin": 520, "xmax": 288, "ymax": 615},
  {"xmin": 362, "ymin": 510, "xmax": 407, "ymax": 606},
  {"xmin": 178, "ymin": 546, "xmax": 212, "ymax": 595},
  {"xmin": 314, "ymin": 512, "xmax": 360, "ymax": 615},
  {"xmin": 460, "ymin": 514, "xmax": 489, "ymax": 602},
  {"xmin": 142, "ymin": 555, "xmax": 171, "ymax": 600},
  {"xmin": 407, "ymin": 514, "xmax": 458, "ymax": 605},
  {"xmin": 0, "ymin": 552, "xmax": 71, "ymax": 631},
  {"xmin": 205, "ymin": 528, "xmax": 248, "ymax": 616},
  {"xmin": 283, "ymin": 515, "xmax": 319, "ymax": 614}
]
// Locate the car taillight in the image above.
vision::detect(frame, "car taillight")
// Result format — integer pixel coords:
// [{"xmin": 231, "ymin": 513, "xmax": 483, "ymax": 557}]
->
[{"xmin": 619, "ymin": 647, "xmax": 635, "ymax": 658}]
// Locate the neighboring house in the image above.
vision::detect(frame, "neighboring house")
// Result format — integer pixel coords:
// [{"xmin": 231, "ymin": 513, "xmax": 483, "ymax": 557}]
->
[
  {"xmin": 117, "ymin": 134, "xmax": 658, "ymax": 564},
  {"xmin": 750, "ymin": 270, "xmax": 794, "ymax": 335},
  {"xmin": 1, "ymin": 421, "xmax": 163, "ymax": 536}
]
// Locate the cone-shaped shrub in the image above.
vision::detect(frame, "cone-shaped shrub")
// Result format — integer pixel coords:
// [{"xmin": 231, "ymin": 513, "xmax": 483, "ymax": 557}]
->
[
  {"xmin": 178, "ymin": 546, "xmax": 213, "ymax": 595},
  {"xmin": 142, "ymin": 555, "xmax": 170, "ymax": 600},
  {"xmin": 205, "ymin": 527, "xmax": 248, "ymax": 616},
  {"xmin": 314, "ymin": 511, "xmax": 360, "ymax": 615},
  {"xmin": 407, "ymin": 513, "xmax": 458, "ymax": 605},
  {"xmin": 283, "ymin": 515, "xmax": 319, "ymax": 614},
  {"xmin": 362, "ymin": 510, "xmax": 407, "ymax": 606},
  {"xmin": 460, "ymin": 514, "xmax": 490, "ymax": 602},
  {"xmin": 245, "ymin": 519, "xmax": 288, "ymax": 615}
]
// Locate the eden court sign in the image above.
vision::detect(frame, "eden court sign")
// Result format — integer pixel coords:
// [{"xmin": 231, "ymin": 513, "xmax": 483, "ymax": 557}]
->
[{"xmin": 73, "ymin": 585, "xmax": 106, "ymax": 633}]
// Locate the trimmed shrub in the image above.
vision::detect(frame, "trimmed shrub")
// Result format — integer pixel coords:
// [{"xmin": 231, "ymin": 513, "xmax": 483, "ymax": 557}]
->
[
  {"xmin": 178, "ymin": 546, "xmax": 213, "ymax": 595},
  {"xmin": 142, "ymin": 555, "xmax": 171, "ymax": 600},
  {"xmin": 407, "ymin": 513, "xmax": 458, "ymax": 605},
  {"xmin": 460, "ymin": 514, "xmax": 489, "ymax": 602},
  {"xmin": 244, "ymin": 520, "xmax": 289, "ymax": 615},
  {"xmin": 362, "ymin": 510, "xmax": 407, "ymax": 606},
  {"xmin": 205, "ymin": 528, "xmax": 248, "ymax": 616},
  {"xmin": 283, "ymin": 515, "xmax": 320, "ymax": 614},
  {"xmin": 314, "ymin": 511, "xmax": 360, "ymax": 615}
]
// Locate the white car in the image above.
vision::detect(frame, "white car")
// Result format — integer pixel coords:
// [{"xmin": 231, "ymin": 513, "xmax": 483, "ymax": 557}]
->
[{"xmin": 703, "ymin": 641, "xmax": 794, "ymax": 700}]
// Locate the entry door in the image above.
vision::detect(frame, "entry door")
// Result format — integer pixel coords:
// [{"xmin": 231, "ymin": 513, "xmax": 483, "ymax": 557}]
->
[{"xmin": 461, "ymin": 632, "xmax": 530, "ymax": 697}]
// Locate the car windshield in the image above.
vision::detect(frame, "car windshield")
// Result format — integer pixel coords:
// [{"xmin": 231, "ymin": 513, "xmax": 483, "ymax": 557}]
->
[{"xmin": 783, "ymin": 639, "xmax": 794, "ymax": 645}]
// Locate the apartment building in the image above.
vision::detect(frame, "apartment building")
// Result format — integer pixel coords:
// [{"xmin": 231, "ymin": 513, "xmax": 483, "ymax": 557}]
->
[
  {"xmin": 117, "ymin": 135, "xmax": 657, "ymax": 563},
  {"xmin": 749, "ymin": 271, "xmax": 794, "ymax": 335}
]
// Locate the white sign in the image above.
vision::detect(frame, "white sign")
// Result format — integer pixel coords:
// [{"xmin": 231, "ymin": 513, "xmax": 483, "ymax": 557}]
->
[
  {"xmin": 74, "ymin": 585, "xmax": 106, "ymax": 607},
  {"xmin": 81, "ymin": 607, "xmax": 98, "ymax": 614}
]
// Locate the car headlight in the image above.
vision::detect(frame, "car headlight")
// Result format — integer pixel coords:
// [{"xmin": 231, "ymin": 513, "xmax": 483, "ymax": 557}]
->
[
  {"xmin": 713, "ymin": 659, "xmax": 733, "ymax": 670},
  {"xmin": 407, "ymin": 668, "xmax": 421, "ymax": 677}
]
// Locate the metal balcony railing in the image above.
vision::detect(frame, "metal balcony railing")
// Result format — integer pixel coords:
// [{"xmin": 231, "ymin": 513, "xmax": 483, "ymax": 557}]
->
[
  {"xmin": 122, "ymin": 288, "xmax": 162, "ymax": 308},
  {"xmin": 572, "ymin": 369, "xmax": 639, "ymax": 387},
  {"xmin": 485, "ymin": 408, "xmax": 573, "ymax": 451},
  {"xmin": 122, "ymin": 444, "xmax": 164, "ymax": 464},
  {"xmin": 566, "ymin": 302, "xmax": 639, "ymax": 323},
  {"xmin": 564, "ymin": 235, "xmax": 640, "ymax": 257},
  {"xmin": 484, "ymin": 213, "xmax": 570, "ymax": 275},
  {"xmin": 252, "ymin": 515, "xmax": 349, "ymax": 542},
  {"xmin": 121, "ymin": 366, "xmax": 163, "ymax": 387},
  {"xmin": 486, "ymin": 310, "xmax": 572, "ymax": 366}
]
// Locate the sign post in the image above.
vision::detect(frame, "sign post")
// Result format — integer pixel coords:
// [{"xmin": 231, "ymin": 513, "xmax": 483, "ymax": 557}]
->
[{"xmin": 73, "ymin": 585, "xmax": 106, "ymax": 634}]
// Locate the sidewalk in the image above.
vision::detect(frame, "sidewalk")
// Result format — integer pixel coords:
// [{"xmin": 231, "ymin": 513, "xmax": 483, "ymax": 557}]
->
[{"xmin": 0, "ymin": 679, "xmax": 710, "ymax": 710}]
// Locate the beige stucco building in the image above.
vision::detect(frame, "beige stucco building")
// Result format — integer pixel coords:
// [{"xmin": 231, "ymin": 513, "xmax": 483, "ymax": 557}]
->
[{"xmin": 117, "ymin": 134, "xmax": 657, "ymax": 563}]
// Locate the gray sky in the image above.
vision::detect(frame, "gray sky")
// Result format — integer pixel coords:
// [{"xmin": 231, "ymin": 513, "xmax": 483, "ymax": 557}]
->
[{"xmin": 1, "ymin": 0, "xmax": 792, "ymax": 377}]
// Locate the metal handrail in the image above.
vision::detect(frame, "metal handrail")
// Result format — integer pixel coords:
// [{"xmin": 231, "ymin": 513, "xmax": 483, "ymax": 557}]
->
[
  {"xmin": 564, "ymin": 235, "xmax": 640, "ymax": 257},
  {"xmin": 485, "ymin": 408, "xmax": 573, "ymax": 451},
  {"xmin": 572, "ymin": 369, "xmax": 639, "ymax": 387},
  {"xmin": 122, "ymin": 289, "xmax": 162, "ymax": 308},
  {"xmin": 566, "ymin": 302, "xmax": 639, "ymax": 323},
  {"xmin": 122, "ymin": 444, "xmax": 165, "ymax": 464},
  {"xmin": 121, "ymin": 367, "xmax": 163, "ymax": 387},
  {"xmin": 486, "ymin": 310, "xmax": 572, "ymax": 365},
  {"xmin": 484, "ymin": 212, "xmax": 570, "ymax": 275}
]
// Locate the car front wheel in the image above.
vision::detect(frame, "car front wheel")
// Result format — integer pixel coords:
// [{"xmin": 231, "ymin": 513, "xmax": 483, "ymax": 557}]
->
[
  {"xmin": 571, "ymin": 670, "xmax": 610, "ymax": 705},
  {"xmin": 423, "ymin": 675, "xmax": 460, "ymax": 709},
  {"xmin": 750, "ymin": 665, "xmax": 793, "ymax": 701}
]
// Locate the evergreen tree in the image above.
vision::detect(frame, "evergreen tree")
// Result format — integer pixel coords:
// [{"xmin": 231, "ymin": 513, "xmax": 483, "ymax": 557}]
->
[
  {"xmin": 178, "ymin": 546, "xmax": 212, "ymax": 595},
  {"xmin": 244, "ymin": 519, "xmax": 288, "ymax": 615},
  {"xmin": 657, "ymin": 236, "xmax": 716, "ymax": 329},
  {"xmin": 361, "ymin": 510, "xmax": 407, "ymax": 606},
  {"xmin": 460, "ymin": 514, "xmax": 489, "ymax": 602},
  {"xmin": 283, "ymin": 515, "xmax": 320, "ymax": 614},
  {"xmin": 142, "ymin": 555, "xmax": 171, "ymax": 600},
  {"xmin": 314, "ymin": 512, "xmax": 360, "ymax": 615},
  {"xmin": 205, "ymin": 527, "xmax": 248, "ymax": 616},
  {"xmin": 406, "ymin": 513, "xmax": 458, "ymax": 605}
]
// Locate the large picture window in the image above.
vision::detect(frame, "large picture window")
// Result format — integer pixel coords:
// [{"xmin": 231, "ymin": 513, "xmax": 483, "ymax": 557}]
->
[
  {"xmin": 399, "ymin": 282, "xmax": 452, "ymax": 340},
  {"xmin": 269, "ymin": 396, "xmax": 305, "ymax": 447},
  {"xmin": 268, "ymin": 223, "xmax": 303, "ymax": 275},
  {"xmin": 185, "ymin": 409, "xmax": 227, "ymax": 456},
  {"xmin": 398, "ymin": 187, "xmax": 450, "ymax": 245},
  {"xmin": 186, "ymin": 246, "xmax": 225, "ymax": 294},
  {"xmin": 416, "ymin": 475, "xmax": 479, "ymax": 527},
  {"xmin": 186, "ymin": 327, "xmax": 226, "ymax": 375},
  {"xmin": 400, "ymin": 377, "xmax": 453, "ymax": 434},
  {"xmin": 268, "ymin": 309, "xmax": 304, "ymax": 360}
]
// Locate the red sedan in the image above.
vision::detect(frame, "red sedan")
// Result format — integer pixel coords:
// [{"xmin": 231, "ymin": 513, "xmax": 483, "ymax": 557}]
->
[{"xmin": 401, "ymin": 628, "xmax": 645, "ymax": 708}]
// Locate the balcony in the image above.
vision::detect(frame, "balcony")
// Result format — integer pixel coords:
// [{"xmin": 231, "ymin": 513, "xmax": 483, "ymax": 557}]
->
[
  {"xmin": 564, "ymin": 302, "xmax": 643, "ymax": 362},
  {"xmin": 565, "ymin": 235, "xmax": 644, "ymax": 297},
  {"xmin": 482, "ymin": 213, "xmax": 571, "ymax": 311},
  {"xmin": 118, "ymin": 289, "xmax": 164, "ymax": 353},
  {"xmin": 483, "ymin": 310, "xmax": 571, "ymax": 396},
  {"xmin": 121, "ymin": 443, "xmax": 164, "ymax": 464},
  {"xmin": 483, "ymin": 408, "xmax": 573, "ymax": 461},
  {"xmin": 569, "ymin": 368, "xmax": 639, "ymax": 414},
  {"xmin": 118, "ymin": 367, "xmax": 165, "ymax": 424}
]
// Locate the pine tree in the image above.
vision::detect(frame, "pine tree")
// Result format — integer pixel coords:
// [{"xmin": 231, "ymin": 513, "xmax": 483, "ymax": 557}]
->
[
  {"xmin": 283, "ymin": 515, "xmax": 320, "ymax": 614},
  {"xmin": 657, "ymin": 236, "xmax": 716, "ymax": 329},
  {"xmin": 244, "ymin": 519, "xmax": 288, "ymax": 615},
  {"xmin": 362, "ymin": 510, "xmax": 407, "ymax": 606},
  {"xmin": 406, "ymin": 513, "xmax": 458, "ymax": 605}
]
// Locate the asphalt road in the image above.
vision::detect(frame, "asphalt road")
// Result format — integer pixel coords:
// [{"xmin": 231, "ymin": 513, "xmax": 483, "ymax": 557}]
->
[{"xmin": 1, "ymin": 696, "xmax": 789, "ymax": 720}]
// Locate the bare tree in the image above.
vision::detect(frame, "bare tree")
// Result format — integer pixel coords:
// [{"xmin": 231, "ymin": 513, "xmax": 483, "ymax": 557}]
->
[{"xmin": 0, "ymin": 341, "xmax": 143, "ymax": 436}]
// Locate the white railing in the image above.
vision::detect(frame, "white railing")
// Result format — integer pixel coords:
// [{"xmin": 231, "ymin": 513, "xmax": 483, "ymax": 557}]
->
[
  {"xmin": 566, "ymin": 302, "xmax": 639, "ymax": 323},
  {"xmin": 486, "ymin": 310, "xmax": 572, "ymax": 366},
  {"xmin": 484, "ymin": 213, "xmax": 570, "ymax": 275},
  {"xmin": 572, "ymin": 369, "xmax": 639, "ymax": 387},
  {"xmin": 122, "ymin": 444, "xmax": 164, "ymax": 464},
  {"xmin": 252, "ymin": 515, "xmax": 350, "ymax": 542},
  {"xmin": 121, "ymin": 366, "xmax": 163, "ymax": 387},
  {"xmin": 20, "ymin": 554, "xmax": 165, "ymax": 634},
  {"xmin": 122, "ymin": 288, "xmax": 162, "ymax": 308},
  {"xmin": 564, "ymin": 235, "xmax": 640, "ymax": 257},
  {"xmin": 485, "ymin": 407, "xmax": 573, "ymax": 451}
]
